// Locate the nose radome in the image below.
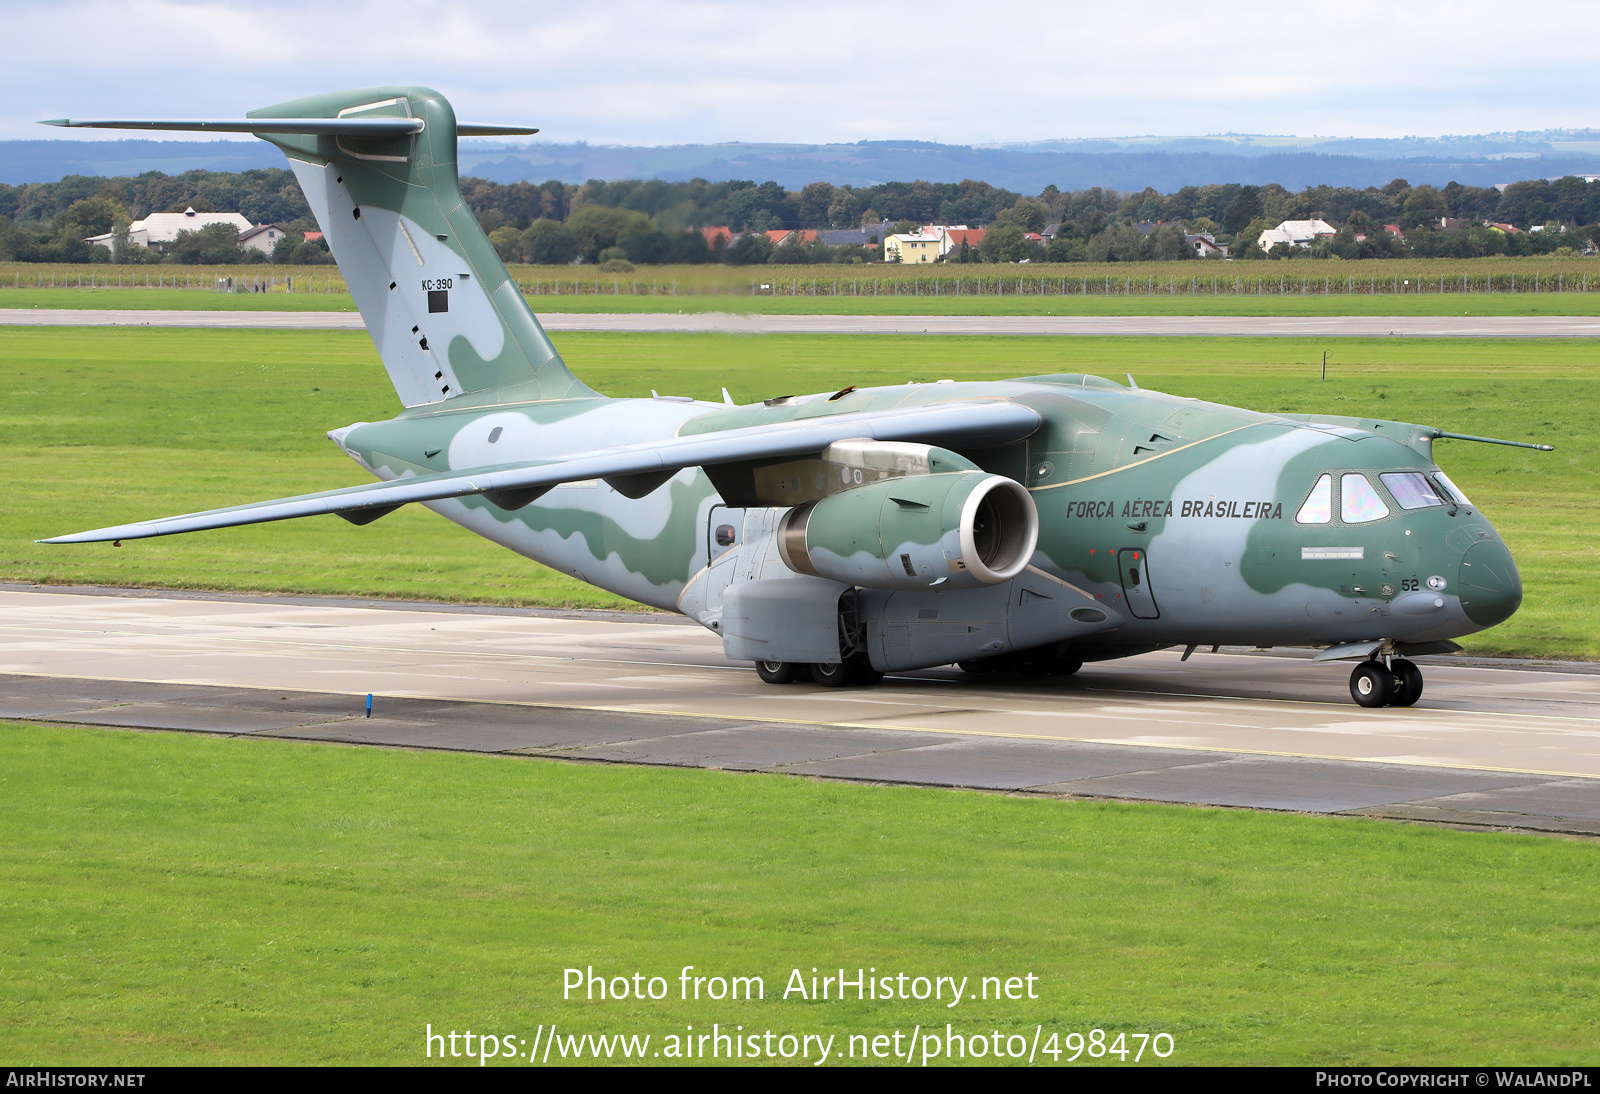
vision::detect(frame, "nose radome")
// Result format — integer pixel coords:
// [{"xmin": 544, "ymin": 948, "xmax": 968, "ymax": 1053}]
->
[{"xmin": 1458, "ymin": 539, "xmax": 1522, "ymax": 628}]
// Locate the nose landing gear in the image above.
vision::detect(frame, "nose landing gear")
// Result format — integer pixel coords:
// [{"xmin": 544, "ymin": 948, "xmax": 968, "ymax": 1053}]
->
[{"xmin": 1349, "ymin": 655, "xmax": 1424, "ymax": 708}]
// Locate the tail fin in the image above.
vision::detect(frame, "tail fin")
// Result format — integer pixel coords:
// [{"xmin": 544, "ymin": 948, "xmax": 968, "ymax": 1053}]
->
[{"xmin": 248, "ymin": 86, "xmax": 598, "ymax": 407}]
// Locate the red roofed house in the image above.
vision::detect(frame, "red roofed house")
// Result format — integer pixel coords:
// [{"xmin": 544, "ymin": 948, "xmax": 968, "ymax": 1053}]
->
[
  {"xmin": 939, "ymin": 227, "xmax": 986, "ymax": 256},
  {"xmin": 766, "ymin": 229, "xmax": 819, "ymax": 246},
  {"xmin": 700, "ymin": 226, "xmax": 732, "ymax": 249}
]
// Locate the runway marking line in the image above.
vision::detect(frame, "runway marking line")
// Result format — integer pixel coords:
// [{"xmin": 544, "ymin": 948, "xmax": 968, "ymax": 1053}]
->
[{"xmin": 2, "ymin": 668, "xmax": 1595, "ymax": 783}]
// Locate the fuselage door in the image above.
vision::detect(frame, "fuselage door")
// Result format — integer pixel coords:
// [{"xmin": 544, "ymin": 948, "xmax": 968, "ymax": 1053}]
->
[{"xmin": 1117, "ymin": 547, "xmax": 1161, "ymax": 619}]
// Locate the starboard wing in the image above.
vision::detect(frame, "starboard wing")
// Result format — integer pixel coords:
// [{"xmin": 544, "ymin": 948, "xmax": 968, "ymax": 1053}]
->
[{"xmin": 42, "ymin": 401, "xmax": 1040, "ymax": 544}]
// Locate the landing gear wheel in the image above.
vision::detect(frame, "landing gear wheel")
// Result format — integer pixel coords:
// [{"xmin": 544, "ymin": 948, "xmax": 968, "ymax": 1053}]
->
[
  {"xmin": 755, "ymin": 660, "xmax": 800, "ymax": 685},
  {"xmin": 1389, "ymin": 658, "xmax": 1424, "ymax": 707},
  {"xmin": 957, "ymin": 659, "xmax": 994, "ymax": 674},
  {"xmin": 809, "ymin": 661, "xmax": 852, "ymax": 687},
  {"xmin": 1350, "ymin": 661, "xmax": 1395, "ymax": 708},
  {"xmin": 1054, "ymin": 660, "xmax": 1084, "ymax": 677}
]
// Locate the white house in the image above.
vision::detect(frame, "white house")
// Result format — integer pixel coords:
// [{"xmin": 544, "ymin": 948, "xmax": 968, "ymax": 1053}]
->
[
  {"xmin": 238, "ymin": 224, "xmax": 290, "ymax": 254},
  {"xmin": 86, "ymin": 207, "xmax": 256, "ymax": 254},
  {"xmin": 1257, "ymin": 219, "xmax": 1337, "ymax": 253},
  {"xmin": 884, "ymin": 231, "xmax": 941, "ymax": 263}
]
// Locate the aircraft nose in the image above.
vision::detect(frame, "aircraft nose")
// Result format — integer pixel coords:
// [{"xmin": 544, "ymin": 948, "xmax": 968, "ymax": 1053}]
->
[{"xmin": 1457, "ymin": 539, "xmax": 1522, "ymax": 628}]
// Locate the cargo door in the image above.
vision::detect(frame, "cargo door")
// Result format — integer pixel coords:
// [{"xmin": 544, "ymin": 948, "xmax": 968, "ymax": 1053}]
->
[{"xmin": 1117, "ymin": 546, "xmax": 1161, "ymax": 619}]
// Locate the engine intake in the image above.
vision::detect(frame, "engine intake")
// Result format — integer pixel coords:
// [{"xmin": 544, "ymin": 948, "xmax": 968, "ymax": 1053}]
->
[{"xmin": 778, "ymin": 472, "xmax": 1037, "ymax": 591}]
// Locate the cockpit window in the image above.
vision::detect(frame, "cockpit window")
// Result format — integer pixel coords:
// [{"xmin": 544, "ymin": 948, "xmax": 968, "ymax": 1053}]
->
[
  {"xmin": 1296, "ymin": 474, "xmax": 1332, "ymax": 524},
  {"xmin": 1380, "ymin": 472, "xmax": 1446, "ymax": 510},
  {"xmin": 1341, "ymin": 473, "xmax": 1391, "ymax": 523},
  {"xmin": 1432, "ymin": 471, "xmax": 1474, "ymax": 508}
]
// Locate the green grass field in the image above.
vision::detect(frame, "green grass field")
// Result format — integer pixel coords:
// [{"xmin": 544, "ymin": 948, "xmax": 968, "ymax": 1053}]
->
[
  {"xmin": 3, "ymin": 721, "xmax": 1597, "ymax": 1065},
  {"xmin": 0, "ymin": 325, "xmax": 1592, "ymax": 657},
  {"xmin": 8, "ymin": 286, "xmax": 1600, "ymax": 316}
]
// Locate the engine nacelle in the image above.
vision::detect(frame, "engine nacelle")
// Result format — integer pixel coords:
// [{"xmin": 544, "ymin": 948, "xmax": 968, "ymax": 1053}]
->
[{"xmin": 777, "ymin": 472, "xmax": 1038, "ymax": 592}]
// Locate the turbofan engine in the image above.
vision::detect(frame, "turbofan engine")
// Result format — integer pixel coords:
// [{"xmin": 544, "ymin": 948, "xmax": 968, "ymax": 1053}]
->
[{"xmin": 777, "ymin": 471, "xmax": 1038, "ymax": 591}]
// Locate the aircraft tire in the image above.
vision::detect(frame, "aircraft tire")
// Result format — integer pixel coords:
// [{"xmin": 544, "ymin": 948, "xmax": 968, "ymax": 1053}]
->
[
  {"xmin": 957, "ymin": 659, "xmax": 994, "ymax": 674},
  {"xmin": 1349, "ymin": 662, "xmax": 1394, "ymax": 708},
  {"xmin": 1055, "ymin": 660, "xmax": 1084, "ymax": 677},
  {"xmin": 755, "ymin": 660, "xmax": 801, "ymax": 685},
  {"xmin": 1389, "ymin": 659, "xmax": 1424, "ymax": 707},
  {"xmin": 810, "ymin": 661, "xmax": 853, "ymax": 687}
]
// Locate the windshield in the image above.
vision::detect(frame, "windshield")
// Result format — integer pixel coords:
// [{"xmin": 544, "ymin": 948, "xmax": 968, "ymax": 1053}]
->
[
  {"xmin": 1432, "ymin": 471, "xmax": 1475, "ymax": 508},
  {"xmin": 1380, "ymin": 472, "xmax": 1446, "ymax": 510},
  {"xmin": 1340, "ymin": 473, "xmax": 1391, "ymax": 523},
  {"xmin": 1295, "ymin": 474, "xmax": 1332, "ymax": 524}
]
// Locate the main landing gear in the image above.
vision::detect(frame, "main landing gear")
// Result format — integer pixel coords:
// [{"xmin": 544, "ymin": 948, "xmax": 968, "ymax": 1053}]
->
[
  {"xmin": 1349, "ymin": 656, "xmax": 1424, "ymax": 708},
  {"xmin": 756, "ymin": 656, "xmax": 883, "ymax": 688}
]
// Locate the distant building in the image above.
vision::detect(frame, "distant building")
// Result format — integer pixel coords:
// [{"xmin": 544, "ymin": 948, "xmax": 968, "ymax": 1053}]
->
[
  {"xmin": 815, "ymin": 229, "xmax": 874, "ymax": 246},
  {"xmin": 1258, "ymin": 219, "xmax": 1337, "ymax": 253},
  {"xmin": 84, "ymin": 206, "xmax": 254, "ymax": 254},
  {"xmin": 303, "ymin": 231, "xmax": 324, "ymax": 242},
  {"xmin": 238, "ymin": 224, "xmax": 289, "ymax": 255},
  {"xmin": 1438, "ymin": 217, "xmax": 1464, "ymax": 231},
  {"xmin": 884, "ymin": 232, "xmax": 941, "ymax": 263},
  {"xmin": 765, "ymin": 229, "xmax": 820, "ymax": 247},
  {"xmin": 1185, "ymin": 232, "xmax": 1229, "ymax": 258},
  {"xmin": 931, "ymin": 226, "xmax": 985, "ymax": 257}
]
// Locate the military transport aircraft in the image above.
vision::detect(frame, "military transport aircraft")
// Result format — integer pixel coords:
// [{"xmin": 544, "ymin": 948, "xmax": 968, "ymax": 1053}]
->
[{"xmin": 42, "ymin": 86, "xmax": 1551, "ymax": 707}]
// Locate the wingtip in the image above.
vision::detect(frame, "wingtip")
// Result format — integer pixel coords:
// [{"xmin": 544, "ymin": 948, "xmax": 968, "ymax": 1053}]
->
[{"xmin": 39, "ymin": 119, "xmax": 69, "ymax": 127}]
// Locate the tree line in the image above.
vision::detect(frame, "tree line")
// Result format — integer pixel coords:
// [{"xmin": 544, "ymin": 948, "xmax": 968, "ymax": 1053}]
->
[{"xmin": 2, "ymin": 166, "xmax": 1597, "ymax": 266}]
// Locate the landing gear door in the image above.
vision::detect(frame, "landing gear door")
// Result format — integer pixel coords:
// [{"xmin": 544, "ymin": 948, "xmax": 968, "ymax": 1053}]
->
[
  {"xmin": 707, "ymin": 506, "xmax": 745, "ymax": 567},
  {"xmin": 1117, "ymin": 547, "xmax": 1161, "ymax": 619}
]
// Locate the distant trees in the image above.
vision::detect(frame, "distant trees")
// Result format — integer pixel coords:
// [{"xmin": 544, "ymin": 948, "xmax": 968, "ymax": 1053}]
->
[
  {"xmin": 169, "ymin": 223, "xmax": 244, "ymax": 264},
  {"xmin": 11, "ymin": 160, "xmax": 1600, "ymax": 267}
]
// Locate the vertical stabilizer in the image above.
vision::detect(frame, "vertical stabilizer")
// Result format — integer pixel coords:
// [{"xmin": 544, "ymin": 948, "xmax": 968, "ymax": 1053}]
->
[{"xmin": 249, "ymin": 86, "xmax": 597, "ymax": 407}]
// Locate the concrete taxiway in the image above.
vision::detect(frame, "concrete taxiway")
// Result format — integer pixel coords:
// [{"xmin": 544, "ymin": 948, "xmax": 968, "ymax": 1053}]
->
[
  {"xmin": 6, "ymin": 308, "xmax": 1600, "ymax": 337},
  {"xmin": 3, "ymin": 585, "xmax": 1598, "ymax": 836}
]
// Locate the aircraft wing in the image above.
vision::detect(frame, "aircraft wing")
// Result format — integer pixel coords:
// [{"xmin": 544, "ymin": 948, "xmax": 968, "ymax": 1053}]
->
[{"xmin": 42, "ymin": 400, "xmax": 1040, "ymax": 544}]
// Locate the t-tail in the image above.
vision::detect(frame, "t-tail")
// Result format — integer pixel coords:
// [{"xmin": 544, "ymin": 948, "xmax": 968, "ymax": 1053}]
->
[{"xmin": 46, "ymin": 86, "xmax": 597, "ymax": 408}]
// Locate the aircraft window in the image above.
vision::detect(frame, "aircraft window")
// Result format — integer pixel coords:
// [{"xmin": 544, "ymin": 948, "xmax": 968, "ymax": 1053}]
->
[
  {"xmin": 1432, "ymin": 471, "xmax": 1475, "ymax": 508},
  {"xmin": 714, "ymin": 524, "xmax": 737, "ymax": 547},
  {"xmin": 1340, "ymin": 473, "xmax": 1391, "ymax": 523},
  {"xmin": 1380, "ymin": 472, "xmax": 1445, "ymax": 510},
  {"xmin": 1295, "ymin": 474, "xmax": 1332, "ymax": 524}
]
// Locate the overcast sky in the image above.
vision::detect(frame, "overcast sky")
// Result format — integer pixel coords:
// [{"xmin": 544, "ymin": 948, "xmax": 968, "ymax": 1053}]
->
[{"xmin": 5, "ymin": 0, "xmax": 1598, "ymax": 145}]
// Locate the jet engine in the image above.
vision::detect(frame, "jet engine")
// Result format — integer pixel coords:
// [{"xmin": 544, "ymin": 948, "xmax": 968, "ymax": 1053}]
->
[{"xmin": 777, "ymin": 471, "xmax": 1037, "ymax": 592}]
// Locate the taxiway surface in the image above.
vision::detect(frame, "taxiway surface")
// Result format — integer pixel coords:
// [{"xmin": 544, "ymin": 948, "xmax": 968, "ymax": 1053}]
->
[
  {"xmin": 6, "ymin": 309, "xmax": 1600, "ymax": 337},
  {"xmin": 3, "ymin": 586, "xmax": 1597, "ymax": 836}
]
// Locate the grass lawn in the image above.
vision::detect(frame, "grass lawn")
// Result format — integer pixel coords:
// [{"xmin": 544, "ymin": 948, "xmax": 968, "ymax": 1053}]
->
[
  {"xmin": 2, "ymin": 721, "xmax": 1597, "ymax": 1065},
  {"xmin": 0, "ymin": 326, "xmax": 1593, "ymax": 656},
  {"xmin": 9, "ymin": 286, "xmax": 1600, "ymax": 316}
]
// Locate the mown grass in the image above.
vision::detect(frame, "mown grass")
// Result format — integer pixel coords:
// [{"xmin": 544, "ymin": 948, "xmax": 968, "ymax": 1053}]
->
[
  {"xmin": 2, "ymin": 721, "xmax": 1597, "ymax": 1065},
  {"xmin": 0, "ymin": 326, "xmax": 1593, "ymax": 656}
]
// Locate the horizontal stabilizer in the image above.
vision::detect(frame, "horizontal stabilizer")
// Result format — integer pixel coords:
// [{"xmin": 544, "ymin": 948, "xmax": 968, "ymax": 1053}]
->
[
  {"xmin": 43, "ymin": 400, "xmax": 1040, "ymax": 545},
  {"xmin": 39, "ymin": 118, "xmax": 536, "ymax": 137}
]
